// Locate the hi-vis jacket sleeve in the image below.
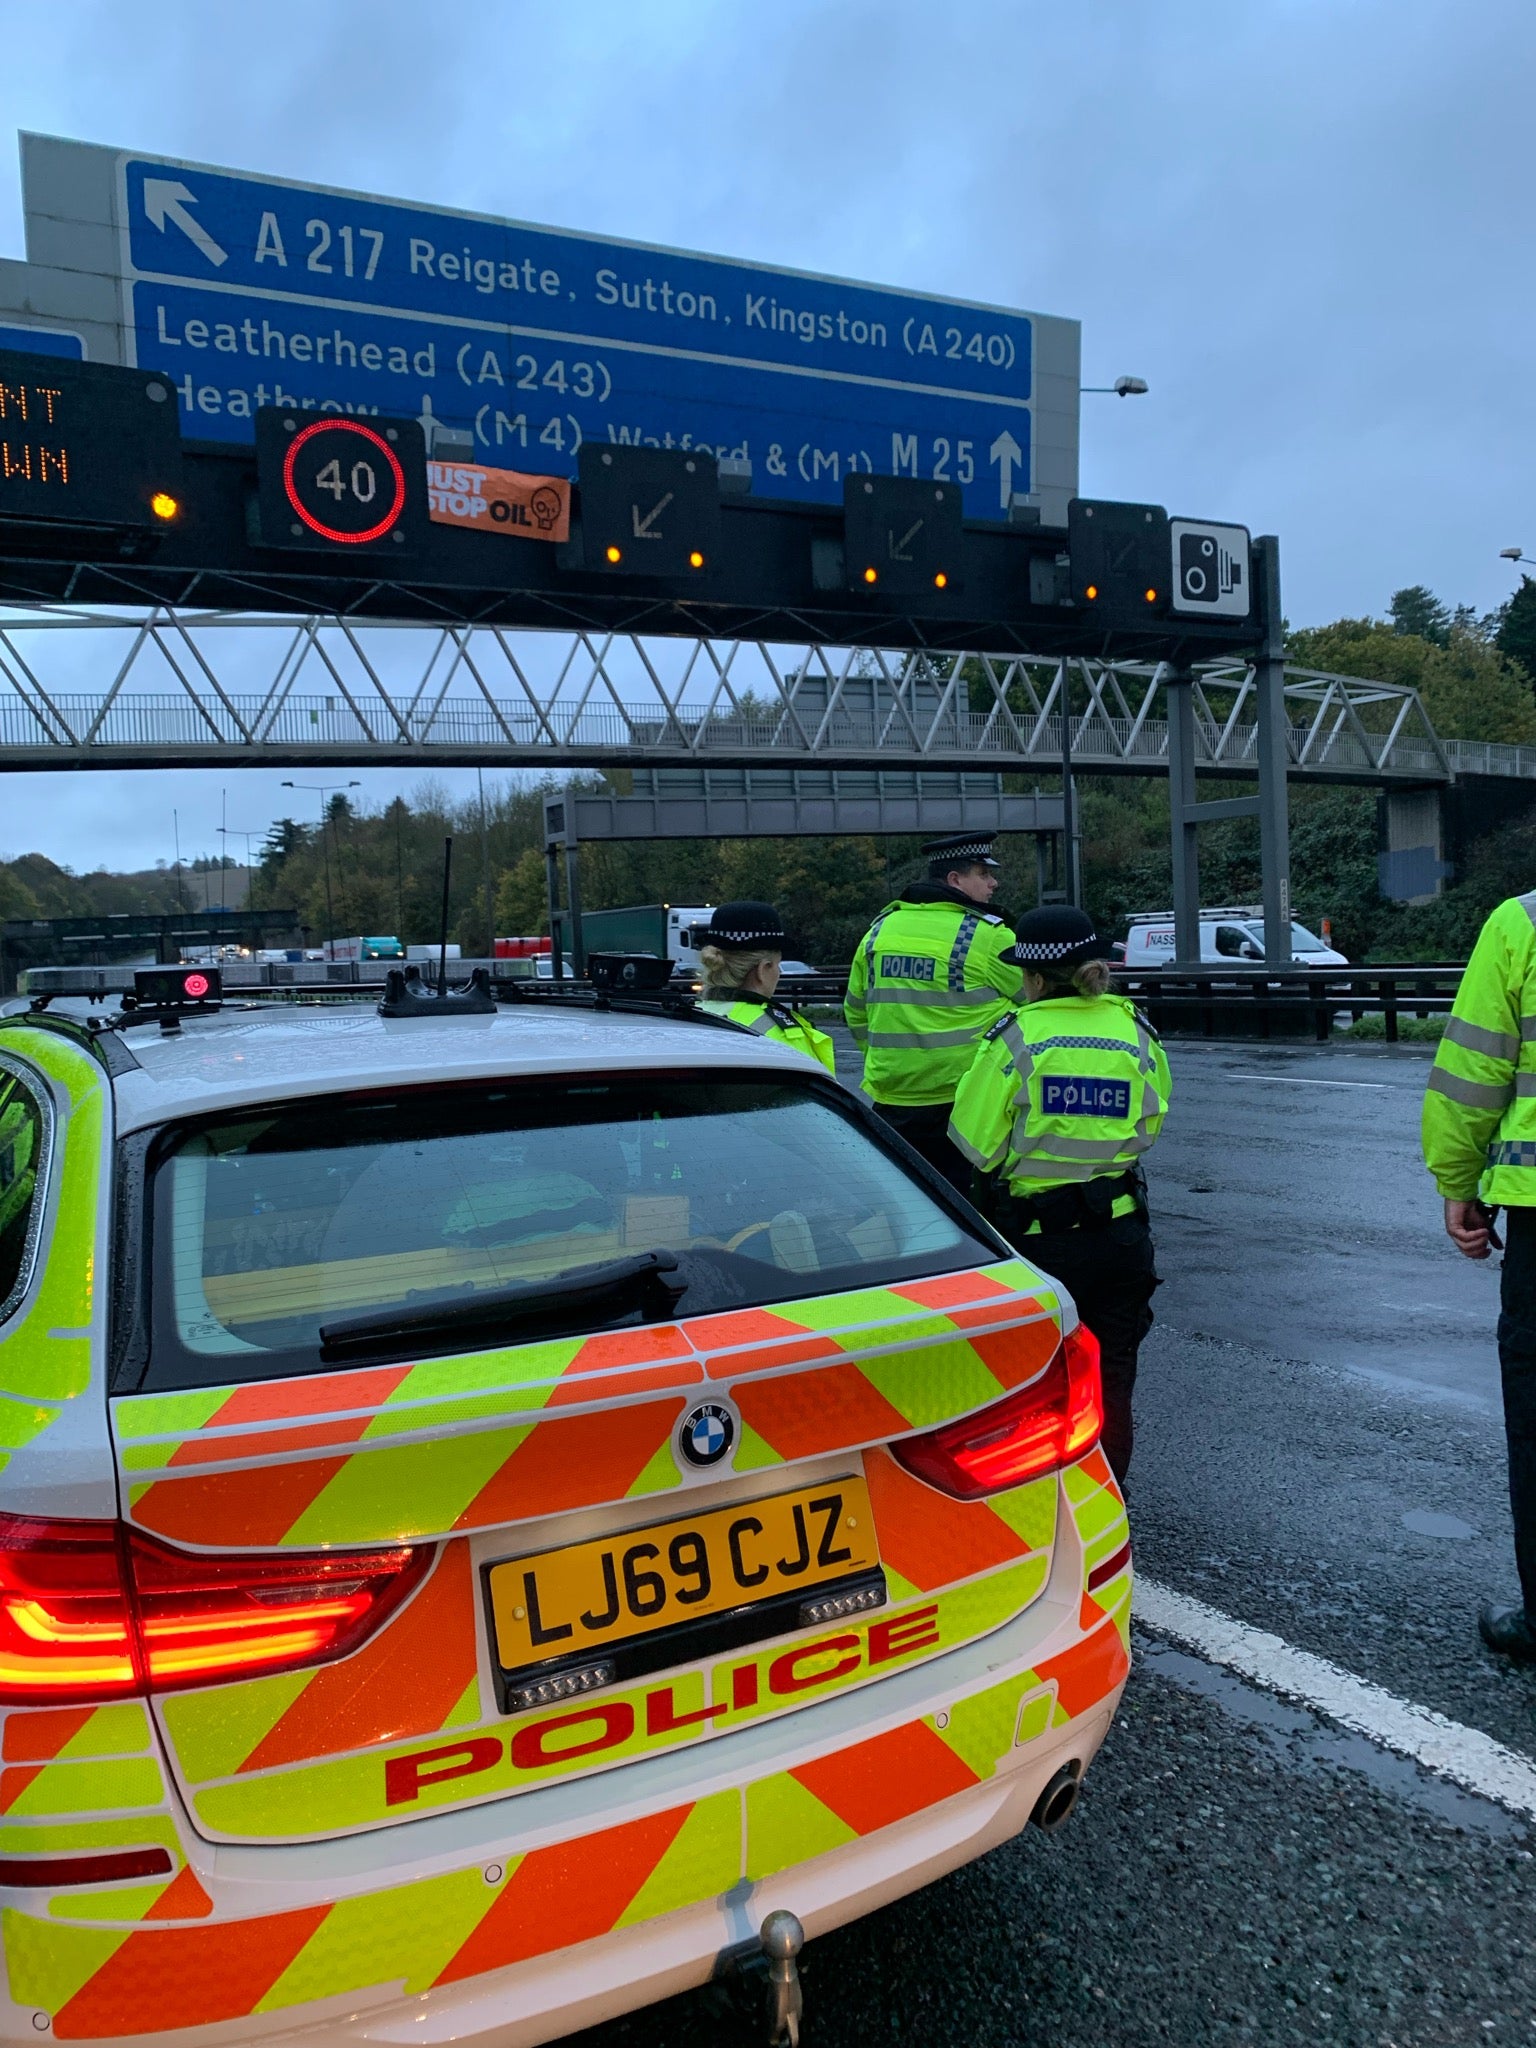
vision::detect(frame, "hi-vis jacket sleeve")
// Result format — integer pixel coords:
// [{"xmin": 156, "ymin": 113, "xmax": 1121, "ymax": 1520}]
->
[
  {"xmin": 948, "ymin": 1031, "xmax": 1015, "ymax": 1173},
  {"xmin": 1422, "ymin": 900, "xmax": 1528, "ymax": 1200},
  {"xmin": 975, "ymin": 918, "xmax": 1025, "ymax": 1000},
  {"xmin": 844, "ymin": 931, "xmax": 871, "ymax": 1048}
]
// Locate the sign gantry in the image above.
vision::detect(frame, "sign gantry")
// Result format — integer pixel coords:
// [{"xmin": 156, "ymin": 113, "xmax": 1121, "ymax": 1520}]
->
[{"xmin": 0, "ymin": 130, "xmax": 1283, "ymax": 961}]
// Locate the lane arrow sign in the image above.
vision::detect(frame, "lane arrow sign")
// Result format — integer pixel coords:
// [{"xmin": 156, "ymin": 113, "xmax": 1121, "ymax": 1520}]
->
[
  {"xmin": 632, "ymin": 491, "xmax": 674, "ymax": 539},
  {"xmin": 888, "ymin": 519, "xmax": 924, "ymax": 562},
  {"xmin": 989, "ymin": 429, "xmax": 1023, "ymax": 510},
  {"xmin": 142, "ymin": 179, "xmax": 228, "ymax": 269}
]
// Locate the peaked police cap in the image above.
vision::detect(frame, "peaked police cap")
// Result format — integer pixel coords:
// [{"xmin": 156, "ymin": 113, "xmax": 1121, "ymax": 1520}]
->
[
  {"xmin": 694, "ymin": 901, "xmax": 787, "ymax": 949},
  {"xmin": 1004, "ymin": 905, "xmax": 1105, "ymax": 969},
  {"xmin": 922, "ymin": 832, "xmax": 1001, "ymax": 871}
]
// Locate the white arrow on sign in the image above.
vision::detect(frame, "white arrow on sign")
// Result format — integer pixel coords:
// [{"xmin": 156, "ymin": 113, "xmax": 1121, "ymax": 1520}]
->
[
  {"xmin": 990, "ymin": 429, "xmax": 1023, "ymax": 510},
  {"xmin": 631, "ymin": 492, "xmax": 674, "ymax": 539},
  {"xmin": 142, "ymin": 179, "xmax": 228, "ymax": 269},
  {"xmin": 888, "ymin": 519, "xmax": 923, "ymax": 562}
]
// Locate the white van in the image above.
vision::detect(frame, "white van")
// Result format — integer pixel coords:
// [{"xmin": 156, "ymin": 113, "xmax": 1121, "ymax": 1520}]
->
[{"xmin": 1122, "ymin": 906, "xmax": 1348, "ymax": 968}]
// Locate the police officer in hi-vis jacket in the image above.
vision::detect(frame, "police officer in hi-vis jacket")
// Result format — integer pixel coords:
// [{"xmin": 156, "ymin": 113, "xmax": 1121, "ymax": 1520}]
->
[
  {"xmin": 1423, "ymin": 887, "xmax": 1536, "ymax": 1662},
  {"xmin": 948, "ymin": 905, "xmax": 1172, "ymax": 1481},
  {"xmin": 844, "ymin": 834, "xmax": 1021, "ymax": 1190},
  {"xmin": 694, "ymin": 901, "xmax": 836, "ymax": 1073}
]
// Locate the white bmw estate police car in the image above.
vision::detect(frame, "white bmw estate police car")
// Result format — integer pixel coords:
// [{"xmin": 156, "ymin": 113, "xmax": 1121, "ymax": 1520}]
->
[{"xmin": 0, "ymin": 971, "xmax": 1130, "ymax": 2046}]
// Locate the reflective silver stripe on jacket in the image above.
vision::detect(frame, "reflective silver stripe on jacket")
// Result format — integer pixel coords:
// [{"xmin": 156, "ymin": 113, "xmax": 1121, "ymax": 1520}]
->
[
  {"xmin": 860, "ymin": 986, "xmax": 999, "ymax": 1008},
  {"xmin": 1519, "ymin": 889, "xmax": 1536, "ymax": 929},
  {"xmin": 864, "ymin": 1025, "xmax": 989, "ymax": 1050},
  {"xmin": 1521, "ymin": 1016, "xmax": 1536, "ymax": 1042},
  {"xmin": 1427, "ymin": 1068, "xmax": 1514, "ymax": 1113},
  {"xmin": 1444, "ymin": 1016, "xmax": 1520, "ymax": 1060},
  {"xmin": 947, "ymin": 913, "xmax": 980, "ymax": 993}
]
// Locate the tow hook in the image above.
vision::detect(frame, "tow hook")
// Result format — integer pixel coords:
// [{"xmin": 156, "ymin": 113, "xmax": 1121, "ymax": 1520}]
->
[{"xmin": 761, "ymin": 1909, "xmax": 805, "ymax": 2046}]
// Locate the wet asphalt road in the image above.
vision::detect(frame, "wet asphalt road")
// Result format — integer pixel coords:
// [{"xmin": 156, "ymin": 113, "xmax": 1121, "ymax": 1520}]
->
[{"xmin": 574, "ymin": 1036, "xmax": 1536, "ymax": 2048}]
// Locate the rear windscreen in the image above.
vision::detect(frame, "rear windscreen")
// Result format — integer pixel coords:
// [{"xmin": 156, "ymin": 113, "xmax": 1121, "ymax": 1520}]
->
[{"xmin": 133, "ymin": 1074, "xmax": 992, "ymax": 1389}]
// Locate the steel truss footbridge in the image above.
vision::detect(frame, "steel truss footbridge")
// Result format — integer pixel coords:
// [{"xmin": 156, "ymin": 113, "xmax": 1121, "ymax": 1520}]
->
[{"xmin": 0, "ymin": 602, "xmax": 1511, "ymax": 786}]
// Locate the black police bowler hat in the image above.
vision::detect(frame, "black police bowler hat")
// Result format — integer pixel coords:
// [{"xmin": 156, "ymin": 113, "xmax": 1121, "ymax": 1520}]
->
[
  {"xmin": 922, "ymin": 832, "xmax": 1001, "ymax": 872},
  {"xmin": 1004, "ymin": 905, "xmax": 1104, "ymax": 968},
  {"xmin": 695, "ymin": 901, "xmax": 787, "ymax": 948}
]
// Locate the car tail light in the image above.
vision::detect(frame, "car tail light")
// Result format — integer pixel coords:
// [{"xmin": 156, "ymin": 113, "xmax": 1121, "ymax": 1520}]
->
[
  {"xmin": 129, "ymin": 1532, "xmax": 432, "ymax": 1692},
  {"xmin": 0, "ymin": 1518, "xmax": 140, "ymax": 1702},
  {"xmin": 0, "ymin": 1514, "xmax": 432, "ymax": 1705},
  {"xmin": 891, "ymin": 1323, "xmax": 1103, "ymax": 1500}
]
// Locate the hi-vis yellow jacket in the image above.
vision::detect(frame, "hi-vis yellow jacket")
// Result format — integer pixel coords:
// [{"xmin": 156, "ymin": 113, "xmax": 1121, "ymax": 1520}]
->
[
  {"xmin": 1423, "ymin": 890, "xmax": 1536, "ymax": 1205},
  {"xmin": 698, "ymin": 995, "xmax": 837, "ymax": 1073},
  {"xmin": 844, "ymin": 894, "xmax": 1022, "ymax": 1106},
  {"xmin": 948, "ymin": 991, "xmax": 1172, "ymax": 1202}
]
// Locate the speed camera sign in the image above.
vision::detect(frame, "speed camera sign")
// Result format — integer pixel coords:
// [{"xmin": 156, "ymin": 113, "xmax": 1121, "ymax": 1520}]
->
[{"xmin": 1169, "ymin": 519, "xmax": 1251, "ymax": 618}]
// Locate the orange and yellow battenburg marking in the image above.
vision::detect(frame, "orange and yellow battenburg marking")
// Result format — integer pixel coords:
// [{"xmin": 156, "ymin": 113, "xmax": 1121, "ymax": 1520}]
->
[{"xmin": 4, "ymin": 1608, "xmax": 1129, "ymax": 2040}]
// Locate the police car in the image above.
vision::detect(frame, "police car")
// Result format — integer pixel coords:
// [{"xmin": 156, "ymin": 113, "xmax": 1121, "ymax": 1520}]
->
[{"xmin": 0, "ymin": 967, "xmax": 1131, "ymax": 2047}]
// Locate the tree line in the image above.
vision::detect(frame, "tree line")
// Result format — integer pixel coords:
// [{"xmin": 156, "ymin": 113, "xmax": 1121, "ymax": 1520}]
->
[{"xmin": 5, "ymin": 579, "xmax": 1536, "ymax": 965}]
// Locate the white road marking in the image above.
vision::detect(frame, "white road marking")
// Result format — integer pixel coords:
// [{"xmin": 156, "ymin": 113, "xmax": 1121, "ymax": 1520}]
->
[
  {"xmin": 1136, "ymin": 1578, "xmax": 1536, "ymax": 1820},
  {"xmin": 1224, "ymin": 1073, "xmax": 1390, "ymax": 1089}
]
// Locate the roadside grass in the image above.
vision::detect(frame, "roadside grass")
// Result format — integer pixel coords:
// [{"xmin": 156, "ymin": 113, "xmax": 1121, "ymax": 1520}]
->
[{"xmin": 1342, "ymin": 1011, "xmax": 1445, "ymax": 1042}]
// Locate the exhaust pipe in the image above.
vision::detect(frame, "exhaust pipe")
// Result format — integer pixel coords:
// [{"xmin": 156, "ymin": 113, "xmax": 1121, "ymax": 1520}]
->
[{"xmin": 1030, "ymin": 1764, "xmax": 1081, "ymax": 1833}]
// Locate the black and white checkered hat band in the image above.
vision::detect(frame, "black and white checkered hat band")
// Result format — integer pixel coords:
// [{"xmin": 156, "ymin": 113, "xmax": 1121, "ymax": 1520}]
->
[
  {"xmin": 934, "ymin": 842, "xmax": 994, "ymax": 863},
  {"xmin": 705, "ymin": 928, "xmax": 781, "ymax": 945},
  {"xmin": 1012, "ymin": 938, "xmax": 1099, "ymax": 961}
]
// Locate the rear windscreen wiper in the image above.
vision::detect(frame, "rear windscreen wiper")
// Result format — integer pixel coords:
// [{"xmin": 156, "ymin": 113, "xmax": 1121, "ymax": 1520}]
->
[{"xmin": 318, "ymin": 1249, "xmax": 687, "ymax": 1360}]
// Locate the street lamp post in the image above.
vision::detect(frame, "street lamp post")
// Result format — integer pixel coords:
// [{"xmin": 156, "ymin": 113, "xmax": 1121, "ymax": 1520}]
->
[
  {"xmin": 217, "ymin": 826, "xmax": 265, "ymax": 911},
  {"xmin": 1080, "ymin": 377, "xmax": 1149, "ymax": 396},
  {"xmin": 281, "ymin": 781, "xmax": 360, "ymax": 959}
]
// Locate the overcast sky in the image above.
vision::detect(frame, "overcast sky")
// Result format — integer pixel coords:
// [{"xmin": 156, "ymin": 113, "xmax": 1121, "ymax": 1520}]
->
[{"xmin": 1, "ymin": 0, "xmax": 1531, "ymax": 872}]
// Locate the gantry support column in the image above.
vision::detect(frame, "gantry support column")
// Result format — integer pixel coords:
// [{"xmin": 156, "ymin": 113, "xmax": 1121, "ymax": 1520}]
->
[{"xmin": 1253, "ymin": 535, "xmax": 1293, "ymax": 964}]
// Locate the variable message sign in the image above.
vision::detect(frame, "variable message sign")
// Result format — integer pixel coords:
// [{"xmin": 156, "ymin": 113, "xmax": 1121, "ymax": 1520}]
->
[
  {"xmin": 10, "ymin": 136, "xmax": 1079, "ymax": 522},
  {"xmin": 0, "ymin": 349, "xmax": 182, "ymax": 528}
]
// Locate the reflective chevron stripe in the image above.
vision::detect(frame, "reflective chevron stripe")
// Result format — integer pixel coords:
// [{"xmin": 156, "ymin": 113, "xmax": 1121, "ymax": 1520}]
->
[
  {"xmin": 114, "ymin": 1264, "xmax": 1062, "ymax": 1549},
  {"xmin": 3, "ymin": 1605, "xmax": 1129, "ymax": 2039}
]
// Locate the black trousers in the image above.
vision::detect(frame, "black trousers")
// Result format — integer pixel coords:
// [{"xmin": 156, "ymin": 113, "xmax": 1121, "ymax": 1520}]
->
[
  {"xmin": 870, "ymin": 1101, "xmax": 973, "ymax": 1196},
  {"xmin": 992, "ymin": 1202, "xmax": 1157, "ymax": 1484},
  {"xmin": 1497, "ymin": 1206, "xmax": 1536, "ymax": 1615}
]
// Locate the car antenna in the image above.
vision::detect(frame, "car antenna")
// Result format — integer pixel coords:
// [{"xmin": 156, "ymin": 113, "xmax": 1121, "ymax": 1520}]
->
[{"xmin": 378, "ymin": 833, "xmax": 494, "ymax": 1017}]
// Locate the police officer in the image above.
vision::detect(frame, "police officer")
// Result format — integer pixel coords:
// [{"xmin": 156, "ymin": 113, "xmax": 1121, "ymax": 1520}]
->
[
  {"xmin": 1422, "ymin": 888, "xmax": 1536, "ymax": 1663},
  {"xmin": 845, "ymin": 833, "xmax": 1021, "ymax": 1190},
  {"xmin": 948, "ymin": 906, "xmax": 1172, "ymax": 1481},
  {"xmin": 694, "ymin": 901, "xmax": 836, "ymax": 1073}
]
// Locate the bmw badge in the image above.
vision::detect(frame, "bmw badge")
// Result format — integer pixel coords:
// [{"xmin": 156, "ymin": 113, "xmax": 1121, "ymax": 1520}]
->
[{"xmin": 679, "ymin": 1401, "xmax": 735, "ymax": 1469}]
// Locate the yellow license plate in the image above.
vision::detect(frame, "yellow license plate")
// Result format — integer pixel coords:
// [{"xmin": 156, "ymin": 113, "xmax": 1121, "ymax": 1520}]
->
[{"xmin": 487, "ymin": 1476, "xmax": 878, "ymax": 1673}]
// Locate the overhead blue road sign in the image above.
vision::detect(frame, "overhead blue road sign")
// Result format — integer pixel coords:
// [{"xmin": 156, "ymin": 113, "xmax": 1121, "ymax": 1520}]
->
[
  {"xmin": 0, "ymin": 324, "xmax": 84, "ymax": 361},
  {"xmin": 94, "ymin": 153, "xmax": 1076, "ymax": 519}
]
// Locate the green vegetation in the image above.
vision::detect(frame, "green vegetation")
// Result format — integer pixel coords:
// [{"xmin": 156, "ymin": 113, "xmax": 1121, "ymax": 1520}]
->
[
  {"xmin": 4, "ymin": 582, "xmax": 1535, "ymax": 968},
  {"xmin": 1343, "ymin": 1012, "xmax": 1446, "ymax": 1042}
]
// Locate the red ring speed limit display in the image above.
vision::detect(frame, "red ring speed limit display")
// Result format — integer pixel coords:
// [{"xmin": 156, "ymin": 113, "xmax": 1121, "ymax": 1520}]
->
[{"xmin": 254, "ymin": 410, "xmax": 428, "ymax": 552}]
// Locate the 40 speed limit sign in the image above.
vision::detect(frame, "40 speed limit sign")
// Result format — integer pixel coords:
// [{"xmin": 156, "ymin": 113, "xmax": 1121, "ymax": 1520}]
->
[{"xmin": 255, "ymin": 410, "xmax": 428, "ymax": 551}]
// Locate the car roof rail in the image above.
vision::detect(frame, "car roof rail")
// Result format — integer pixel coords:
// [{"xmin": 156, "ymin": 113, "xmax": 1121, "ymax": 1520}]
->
[{"xmin": 498, "ymin": 976, "xmax": 752, "ymax": 1033}]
